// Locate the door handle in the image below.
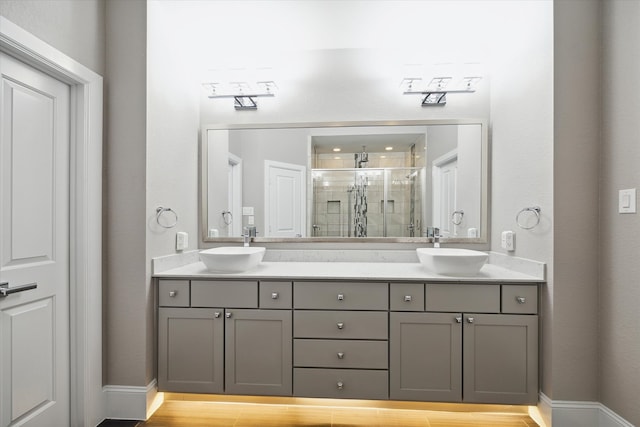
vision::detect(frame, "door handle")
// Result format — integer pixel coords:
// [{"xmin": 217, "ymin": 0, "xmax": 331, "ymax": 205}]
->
[{"xmin": 0, "ymin": 281, "xmax": 38, "ymax": 297}]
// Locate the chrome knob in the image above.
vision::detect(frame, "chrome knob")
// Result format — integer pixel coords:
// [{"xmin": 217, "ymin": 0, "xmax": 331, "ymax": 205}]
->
[
  {"xmin": 404, "ymin": 295, "xmax": 412, "ymax": 302},
  {"xmin": 337, "ymin": 381, "xmax": 344, "ymax": 390},
  {"xmin": 271, "ymin": 292, "xmax": 279, "ymax": 299},
  {"xmin": 467, "ymin": 317, "xmax": 475, "ymax": 324},
  {"xmin": 226, "ymin": 312, "xmax": 232, "ymax": 318},
  {"xmin": 455, "ymin": 316, "xmax": 462, "ymax": 323},
  {"xmin": 337, "ymin": 322, "xmax": 344, "ymax": 330},
  {"xmin": 337, "ymin": 293, "xmax": 344, "ymax": 301},
  {"xmin": 337, "ymin": 352, "xmax": 345, "ymax": 359},
  {"xmin": 516, "ymin": 296, "xmax": 526, "ymax": 304},
  {"xmin": 214, "ymin": 312, "xmax": 221, "ymax": 318},
  {"xmin": 169, "ymin": 291, "xmax": 177, "ymax": 297}
]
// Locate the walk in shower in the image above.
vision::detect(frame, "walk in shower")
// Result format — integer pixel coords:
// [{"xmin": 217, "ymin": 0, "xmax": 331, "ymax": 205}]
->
[{"xmin": 312, "ymin": 166, "xmax": 425, "ymax": 238}]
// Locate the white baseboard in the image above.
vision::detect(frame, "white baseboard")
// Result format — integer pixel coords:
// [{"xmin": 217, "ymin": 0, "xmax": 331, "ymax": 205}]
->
[
  {"xmin": 103, "ymin": 379, "xmax": 162, "ymax": 421},
  {"xmin": 539, "ymin": 393, "xmax": 634, "ymax": 427}
]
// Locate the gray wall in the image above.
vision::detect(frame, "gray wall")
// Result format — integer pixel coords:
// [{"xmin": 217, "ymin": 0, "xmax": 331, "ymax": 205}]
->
[
  {"xmin": 104, "ymin": 0, "xmax": 148, "ymax": 386},
  {"xmin": 0, "ymin": 0, "xmax": 105, "ymax": 75},
  {"xmin": 600, "ymin": 1, "xmax": 640, "ymax": 424}
]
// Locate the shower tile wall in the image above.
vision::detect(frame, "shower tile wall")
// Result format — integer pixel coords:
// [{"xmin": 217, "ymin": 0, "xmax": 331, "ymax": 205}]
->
[{"xmin": 313, "ymin": 152, "xmax": 421, "ymax": 238}]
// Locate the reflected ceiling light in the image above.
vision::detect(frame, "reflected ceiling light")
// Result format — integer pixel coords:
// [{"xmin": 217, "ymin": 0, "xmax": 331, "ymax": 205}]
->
[
  {"xmin": 333, "ymin": 148, "xmax": 341, "ymax": 152},
  {"xmin": 385, "ymin": 146, "xmax": 393, "ymax": 151},
  {"xmin": 203, "ymin": 80, "xmax": 277, "ymax": 110},
  {"xmin": 402, "ymin": 75, "xmax": 482, "ymax": 107}
]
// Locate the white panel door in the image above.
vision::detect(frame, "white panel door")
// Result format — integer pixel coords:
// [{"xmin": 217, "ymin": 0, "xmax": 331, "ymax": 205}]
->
[
  {"xmin": 432, "ymin": 154, "xmax": 458, "ymax": 236},
  {"xmin": 265, "ymin": 161, "xmax": 306, "ymax": 238},
  {"xmin": 0, "ymin": 52, "xmax": 70, "ymax": 427}
]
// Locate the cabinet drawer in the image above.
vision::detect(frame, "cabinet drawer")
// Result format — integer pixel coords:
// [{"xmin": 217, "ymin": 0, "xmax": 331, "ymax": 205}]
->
[
  {"xmin": 158, "ymin": 280, "xmax": 190, "ymax": 307},
  {"xmin": 259, "ymin": 281, "xmax": 292, "ymax": 309},
  {"xmin": 294, "ymin": 281, "xmax": 388, "ymax": 310},
  {"xmin": 294, "ymin": 368, "xmax": 388, "ymax": 400},
  {"xmin": 294, "ymin": 339, "xmax": 388, "ymax": 369},
  {"xmin": 191, "ymin": 280, "xmax": 258, "ymax": 308},
  {"xmin": 502, "ymin": 285, "xmax": 538, "ymax": 314},
  {"xmin": 390, "ymin": 283, "xmax": 425, "ymax": 311},
  {"xmin": 425, "ymin": 284, "xmax": 499, "ymax": 313},
  {"xmin": 294, "ymin": 311, "xmax": 388, "ymax": 339}
]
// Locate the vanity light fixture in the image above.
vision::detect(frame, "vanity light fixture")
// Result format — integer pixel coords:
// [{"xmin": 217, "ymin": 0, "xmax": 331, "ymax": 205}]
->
[
  {"xmin": 402, "ymin": 76, "xmax": 482, "ymax": 107},
  {"xmin": 385, "ymin": 146, "xmax": 393, "ymax": 151},
  {"xmin": 333, "ymin": 148, "xmax": 341, "ymax": 152},
  {"xmin": 203, "ymin": 81, "xmax": 277, "ymax": 110}
]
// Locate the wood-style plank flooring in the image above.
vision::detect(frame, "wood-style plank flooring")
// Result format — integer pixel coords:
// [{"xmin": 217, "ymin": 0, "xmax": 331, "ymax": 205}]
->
[{"xmin": 129, "ymin": 396, "xmax": 541, "ymax": 427}]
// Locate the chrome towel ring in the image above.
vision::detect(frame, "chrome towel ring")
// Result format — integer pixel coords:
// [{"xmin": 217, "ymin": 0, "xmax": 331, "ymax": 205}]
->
[
  {"xmin": 451, "ymin": 210, "xmax": 464, "ymax": 225},
  {"xmin": 516, "ymin": 206, "xmax": 541, "ymax": 230},
  {"xmin": 156, "ymin": 206, "xmax": 178, "ymax": 229},
  {"xmin": 221, "ymin": 210, "xmax": 233, "ymax": 225}
]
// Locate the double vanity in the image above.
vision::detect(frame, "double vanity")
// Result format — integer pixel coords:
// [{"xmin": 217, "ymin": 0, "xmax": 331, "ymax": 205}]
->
[{"xmin": 154, "ymin": 248, "xmax": 542, "ymax": 406}]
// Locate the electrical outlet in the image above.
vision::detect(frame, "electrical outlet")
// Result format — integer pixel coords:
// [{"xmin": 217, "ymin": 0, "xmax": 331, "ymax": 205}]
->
[
  {"xmin": 501, "ymin": 230, "xmax": 515, "ymax": 251},
  {"xmin": 176, "ymin": 232, "xmax": 188, "ymax": 251}
]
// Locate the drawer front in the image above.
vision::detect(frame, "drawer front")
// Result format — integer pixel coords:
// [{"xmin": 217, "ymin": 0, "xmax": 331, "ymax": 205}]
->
[
  {"xmin": 158, "ymin": 280, "xmax": 190, "ymax": 307},
  {"xmin": 294, "ymin": 311, "xmax": 388, "ymax": 339},
  {"xmin": 259, "ymin": 281, "xmax": 292, "ymax": 309},
  {"xmin": 294, "ymin": 368, "xmax": 388, "ymax": 400},
  {"xmin": 390, "ymin": 283, "xmax": 425, "ymax": 311},
  {"xmin": 294, "ymin": 281, "xmax": 388, "ymax": 310},
  {"xmin": 191, "ymin": 280, "xmax": 258, "ymax": 308},
  {"xmin": 425, "ymin": 284, "xmax": 500, "ymax": 313},
  {"xmin": 294, "ymin": 339, "xmax": 388, "ymax": 369},
  {"xmin": 502, "ymin": 285, "xmax": 538, "ymax": 314}
]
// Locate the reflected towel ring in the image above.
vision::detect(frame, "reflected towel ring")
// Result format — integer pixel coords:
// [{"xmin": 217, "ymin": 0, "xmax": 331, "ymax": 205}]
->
[
  {"xmin": 221, "ymin": 210, "xmax": 233, "ymax": 225},
  {"xmin": 451, "ymin": 210, "xmax": 464, "ymax": 226},
  {"xmin": 156, "ymin": 206, "xmax": 178, "ymax": 229},
  {"xmin": 516, "ymin": 206, "xmax": 541, "ymax": 230}
]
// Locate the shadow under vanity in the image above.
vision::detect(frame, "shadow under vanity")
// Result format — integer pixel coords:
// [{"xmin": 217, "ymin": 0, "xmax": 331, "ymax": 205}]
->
[{"xmin": 155, "ymin": 272, "xmax": 540, "ymax": 406}]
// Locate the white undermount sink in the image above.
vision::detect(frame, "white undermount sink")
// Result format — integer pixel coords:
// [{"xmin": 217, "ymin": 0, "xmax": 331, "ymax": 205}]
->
[
  {"xmin": 200, "ymin": 247, "xmax": 266, "ymax": 273},
  {"xmin": 416, "ymin": 248, "xmax": 488, "ymax": 276}
]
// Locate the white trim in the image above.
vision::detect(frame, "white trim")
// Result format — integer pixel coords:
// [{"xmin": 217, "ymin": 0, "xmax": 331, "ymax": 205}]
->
[
  {"xmin": 228, "ymin": 152, "xmax": 243, "ymax": 237},
  {"xmin": 539, "ymin": 393, "xmax": 635, "ymax": 427},
  {"xmin": 0, "ymin": 16, "xmax": 104, "ymax": 427},
  {"xmin": 104, "ymin": 380, "xmax": 162, "ymax": 421}
]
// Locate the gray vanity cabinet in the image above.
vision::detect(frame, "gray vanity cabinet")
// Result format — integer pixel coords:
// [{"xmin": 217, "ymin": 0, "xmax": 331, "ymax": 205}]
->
[
  {"xmin": 390, "ymin": 283, "xmax": 539, "ymax": 405},
  {"xmin": 157, "ymin": 279, "xmax": 293, "ymax": 396},
  {"xmin": 463, "ymin": 313, "xmax": 538, "ymax": 404},
  {"xmin": 389, "ymin": 312, "xmax": 462, "ymax": 402},
  {"xmin": 224, "ymin": 309, "xmax": 292, "ymax": 396},
  {"xmin": 158, "ymin": 307, "xmax": 224, "ymax": 393}
]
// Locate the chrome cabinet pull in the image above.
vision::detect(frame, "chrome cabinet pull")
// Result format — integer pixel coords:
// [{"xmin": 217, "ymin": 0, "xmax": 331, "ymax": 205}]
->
[
  {"xmin": 337, "ymin": 293, "xmax": 344, "ymax": 301},
  {"xmin": 516, "ymin": 296, "xmax": 526, "ymax": 304},
  {"xmin": 337, "ymin": 381, "xmax": 344, "ymax": 390},
  {"xmin": 455, "ymin": 316, "xmax": 462, "ymax": 323},
  {"xmin": 404, "ymin": 295, "xmax": 412, "ymax": 302},
  {"xmin": 0, "ymin": 281, "xmax": 37, "ymax": 297},
  {"xmin": 169, "ymin": 291, "xmax": 177, "ymax": 297},
  {"xmin": 271, "ymin": 292, "xmax": 279, "ymax": 299},
  {"xmin": 467, "ymin": 317, "xmax": 475, "ymax": 324},
  {"xmin": 214, "ymin": 312, "xmax": 221, "ymax": 318},
  {"xmin": 226, "ymin": 312, "xmax": 232, "ymax": 318},
  {"xmin": 337, "ymin": 322, "xmax": 344, "ymax": 330},
  {"xmin": 337, "ymin": 352, "xmax": 345, "ymax": 359}
]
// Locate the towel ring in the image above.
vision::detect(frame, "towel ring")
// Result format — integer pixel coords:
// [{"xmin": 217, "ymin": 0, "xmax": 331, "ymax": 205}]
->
[
  {"xmin": 451, "ymin": 210, "xmax": 464, "ymax": 226},
  {"xmin": 516, "ymin": 206, "xmax": 541, "ymax": 230},
  {"xmin": 156, "ymin": 206, "xmax": 178, "ymax": 229}
]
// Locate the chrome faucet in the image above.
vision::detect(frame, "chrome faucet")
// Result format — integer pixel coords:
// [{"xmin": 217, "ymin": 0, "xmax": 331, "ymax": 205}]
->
[
  {"xmin": 433, "ymin": 234, "xmax": 442, "ymax": 248},
  {"xmin": 243, "ymin": 227, "xmax": 250, "ymax": 247}
]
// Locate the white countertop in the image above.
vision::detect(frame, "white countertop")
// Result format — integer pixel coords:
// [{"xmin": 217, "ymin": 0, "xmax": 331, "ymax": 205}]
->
[{"xmin": 154, "ymin": 261, "xmax": 543, "ymax": 283}]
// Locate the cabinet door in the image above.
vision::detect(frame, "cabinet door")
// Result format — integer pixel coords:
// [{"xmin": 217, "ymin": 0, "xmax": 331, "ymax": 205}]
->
[
  {"xmin": 463, "ymin": 314, "xmax": 538, "ymax": 404},
  {"xmin": 158, "ymin": 307, "xmax": 224, "ymax": 393},
  {"xmin": 225, "ymin": 309, "xmax": 292, "ymax": 396},
  {"xmin": 390, "ymin": 312, "xmax": 462, "ymax": 401}
]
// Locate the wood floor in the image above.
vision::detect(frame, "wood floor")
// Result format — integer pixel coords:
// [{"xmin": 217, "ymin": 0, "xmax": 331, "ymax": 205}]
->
[{"xmin": 136, "ymin": 395, "xmax": 541, "ymax": 427}]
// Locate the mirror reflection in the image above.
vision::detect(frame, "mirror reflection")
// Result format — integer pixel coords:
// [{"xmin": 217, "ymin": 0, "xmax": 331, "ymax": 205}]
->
[{"xmin": 201, "ymin": 121, "xmax": 487, "ymax": 242}]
